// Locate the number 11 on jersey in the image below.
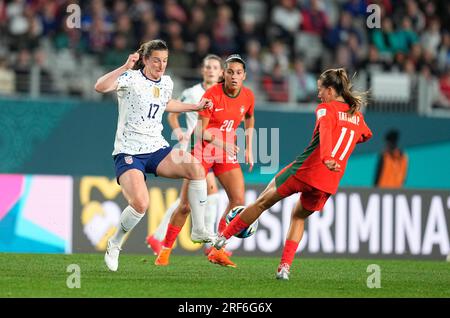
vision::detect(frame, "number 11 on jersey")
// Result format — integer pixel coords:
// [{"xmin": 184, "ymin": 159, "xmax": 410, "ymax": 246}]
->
[{"xmin": 331, "ymin": 127, "xmax": 355, "ymax": 161}]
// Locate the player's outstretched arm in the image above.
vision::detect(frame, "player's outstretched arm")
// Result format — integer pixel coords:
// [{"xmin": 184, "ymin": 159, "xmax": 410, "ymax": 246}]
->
[
  {"xmin": 166, "ymin": 98, "xmax": 212, "ymax": 113},
  {"xmin": 94, "ymin": 53, "xmax": 139, "ymax": 93}
]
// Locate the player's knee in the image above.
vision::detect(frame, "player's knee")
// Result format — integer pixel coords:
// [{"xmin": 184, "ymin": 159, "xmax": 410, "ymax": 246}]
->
[
  {"xmin": 129, "ymin": 197, "xmax": 149, "ymax": 214},
  {"xmin": 178, "ymin": 203, "xmax": 191, "ymax": 215},
  {"xmin": 186, "ymin": 164, "xmax": 205, "ymax": 180}
]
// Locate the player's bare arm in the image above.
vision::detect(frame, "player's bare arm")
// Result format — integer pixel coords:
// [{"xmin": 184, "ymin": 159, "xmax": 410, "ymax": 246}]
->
[
  {"xmin": 166, "ymin": 98, "xmax": 213, "ymax": 113},
  {"xmin": 244, "ymin": 113, "xmax": 255, "ymax": 172},
  {"xmin": 94, "ymin": 53, "xmax": 139, "ymax": 93}
]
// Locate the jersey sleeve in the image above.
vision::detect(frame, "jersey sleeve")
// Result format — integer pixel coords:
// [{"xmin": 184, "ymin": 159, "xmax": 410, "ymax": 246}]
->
[
  {"xmin": 117, "ymin": 70, "xmax": 132, "ymax": 90},
  {"xmin": 357, "ymin": 116, "xmax": 373, "ymax": 143},
  {"xmin": 198, "ymin": 88, "xmax": 215, "ymax": 118},
  {"xmin": 316, "ymin": 104, "xmax": 335, "ymax": 163}
]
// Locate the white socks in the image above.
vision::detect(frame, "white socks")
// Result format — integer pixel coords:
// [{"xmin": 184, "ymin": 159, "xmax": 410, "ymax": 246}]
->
[
  {"xmin": 153, "ymin": 198, "xmax": 180, "ymax": 241},
  {"xmin": 205, "ymin": 193, "xmax": 219, "ymax": 234},
  {"xmin": 188, "ymin": 179, "xmax": 208, "ymax": 234},
  {"xmin": 110, "ymin": 205, "xmax": 144, "ymax": 246}
]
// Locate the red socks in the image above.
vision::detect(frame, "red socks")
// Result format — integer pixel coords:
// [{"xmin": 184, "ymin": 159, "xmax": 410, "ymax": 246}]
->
[
  {"xmin": 222, "ymin": 215, "xmax": 250, "ymax": 239},
  {"xmin": 162, "ymin": 224, "xmax": 182, "ymax": 248},
  {"xmin": 218, "ymin": 217, "xmax": 227, "ymax": 233},
  {"xmin": 280, "ymin": 240, "xmax": 299, "ymax": 266}
]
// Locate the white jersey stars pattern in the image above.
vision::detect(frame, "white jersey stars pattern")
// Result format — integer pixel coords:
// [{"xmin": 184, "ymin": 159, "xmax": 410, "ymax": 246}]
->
[{"xmin": 112, "ymin": 69, "xmax": 173, "ymax": 155}]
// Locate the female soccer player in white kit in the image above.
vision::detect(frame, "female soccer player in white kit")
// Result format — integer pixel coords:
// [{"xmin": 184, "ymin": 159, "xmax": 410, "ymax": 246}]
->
[
  {"xmin": 94, "ymin": 39, "xmax": 214, "ymax": 271},
  {"xmin": 146, "ymin": 54, "xmax": 225, "ymax": 256}
]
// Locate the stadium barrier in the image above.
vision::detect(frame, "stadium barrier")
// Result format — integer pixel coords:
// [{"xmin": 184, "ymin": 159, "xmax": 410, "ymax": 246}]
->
[{"xmin": 1, "ymin": 174, "xmax": 448, "ymax": 260}]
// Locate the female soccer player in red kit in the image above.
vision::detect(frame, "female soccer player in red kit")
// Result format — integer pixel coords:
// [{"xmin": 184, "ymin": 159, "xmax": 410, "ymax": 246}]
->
[
  {"xmin": 213, "ymin": 68, "xmax": 373, "ymax": 279},
  {"xmin": 155, "ymin": 54, "xmax": 255, "ymax": 268}
]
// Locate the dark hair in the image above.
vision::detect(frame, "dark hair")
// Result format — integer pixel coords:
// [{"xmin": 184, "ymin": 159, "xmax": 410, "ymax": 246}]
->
[
  {"xmin": 385, "ymin": 129, "xmax": 399, "ymax": 145},
  {"xmin": 202, "ymin": 54, "xmax": 223, "ymax": 68},
  {"xmin": 133, "ymin": 39, "xmax": 168, "ymax": 70},
  {"xmin": 224, "ymin": 54, "xmax": 246, "ymax": 71},
  {"xmin": 319, "ymin": 68, "xmax": 367, "ymax": 115}
]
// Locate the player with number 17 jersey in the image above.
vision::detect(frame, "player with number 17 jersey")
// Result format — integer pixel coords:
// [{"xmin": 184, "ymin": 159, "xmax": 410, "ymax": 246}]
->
[{"xmin": 194, "ymin": 82, "xmax": 255, "ymax": 175}]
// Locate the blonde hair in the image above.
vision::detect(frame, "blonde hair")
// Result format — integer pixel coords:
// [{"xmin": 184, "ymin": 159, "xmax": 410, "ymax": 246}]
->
[
  {"xmin": 319, "ymin": 68, "xmax": 367, "ymax": 115},
  {"xmin": 133, "ymin": 39, "xmax": 168, "ymax": 70}
]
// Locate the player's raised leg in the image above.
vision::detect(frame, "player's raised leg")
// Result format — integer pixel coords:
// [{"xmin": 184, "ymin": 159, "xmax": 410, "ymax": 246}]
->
[
  {"xmin": 214, "ymin": 179, "xmax": 283, "ymax": 249},
  {"xmin": 105, "ymin": 169, "xmax": 148, "ymax": 271}
]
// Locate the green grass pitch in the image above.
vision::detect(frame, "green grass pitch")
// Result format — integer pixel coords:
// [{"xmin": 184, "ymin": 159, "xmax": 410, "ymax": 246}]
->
[{"xmin": 0, "ymin": 253, "xmax": 449, "ymax": 298}]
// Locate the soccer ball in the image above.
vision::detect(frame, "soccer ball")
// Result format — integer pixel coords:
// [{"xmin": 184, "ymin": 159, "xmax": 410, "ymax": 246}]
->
[{"xmin": 225, "ymin": 206, "xmax": 258, "ymax": 238}]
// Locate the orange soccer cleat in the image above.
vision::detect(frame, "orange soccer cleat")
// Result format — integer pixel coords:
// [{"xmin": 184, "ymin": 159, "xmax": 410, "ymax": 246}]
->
[
  {"xmin": 207, "ymin": 247, "xmax": 236, "ymax": 268},
  {"xmin": 146, "ymin": 235, "xmax": 162, "ymax": 255},
  {"xmin": 204, "ymin": 246, "xmax": 233, "ymax": 257},
  {"xmin": 155, "ymin": 247, "xmax": 172, "ymax": 266}
]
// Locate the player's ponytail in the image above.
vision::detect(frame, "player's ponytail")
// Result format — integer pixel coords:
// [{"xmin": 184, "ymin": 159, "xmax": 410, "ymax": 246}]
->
[
  {"xmin": 319, "ymin": 68, "xmax": 367, "ymax": 115},
  {"xmin": 132, "ymin": 39, "xmax": 169, "ymax": 70}
]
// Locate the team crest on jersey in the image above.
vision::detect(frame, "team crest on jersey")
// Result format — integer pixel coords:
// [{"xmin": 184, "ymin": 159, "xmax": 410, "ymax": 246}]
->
[
  {"xmin": 153, "ymin": 86, "xmax": 160, "ymax": 98},
  {"xmin": 124, "ymin": 156, "xmax": 133, "ymax": 164},
  {"xmin": 317, "ymin": 108, "xmax": 326, "ymax": 119},
  {"xmin": 240, "ymin": 105, "xmax": 245, "ymax": 114}
]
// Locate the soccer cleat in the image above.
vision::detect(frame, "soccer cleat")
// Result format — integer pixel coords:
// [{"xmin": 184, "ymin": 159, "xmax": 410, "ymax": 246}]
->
[
  {"xmin": 207, "ymin": 247, "xmax": 236, "ymax": 268},
  {"xmin": 212, "ymin": 235, "xmax": 227, "ymax": 250},
  {"xmin": 155, "ymin": 247, "xmax": 172, "ymax": 266},
  {"xmin": 276, "ymin": 263, "xmax": 290, "ymax": 281},
  {"xmin": 146, "ymin": 235, "xmax": 162, "ymax": 256},
  {"xmin": 104, "ymin": 240, "xmax": 121, "ymax": 272},
  {"xmin": 204, "ymin": 246, "xmax": 233, "ymax": 257},
  {"xmin": 191, "ymin": 230, "xmax": 217, "ymax": 243}
]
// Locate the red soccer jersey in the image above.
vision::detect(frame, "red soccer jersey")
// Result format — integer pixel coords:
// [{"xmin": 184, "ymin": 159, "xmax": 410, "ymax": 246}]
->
[
  {"xmin": 294, "ymin": 101, "xmax": 372, "ymax": 194},
  {"xmin": 198, "ymin": 83, "xmax": 254, "ymax": 144}
]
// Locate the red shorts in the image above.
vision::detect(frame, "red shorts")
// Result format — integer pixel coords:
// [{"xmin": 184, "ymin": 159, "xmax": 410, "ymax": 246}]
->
[
  {"xmin": 275, "ymin": 165, "xmax": 331, "ymax": 212},
  {"xmin": 191, "ymin": 142, "xmax": 240, "ymax": 176}
]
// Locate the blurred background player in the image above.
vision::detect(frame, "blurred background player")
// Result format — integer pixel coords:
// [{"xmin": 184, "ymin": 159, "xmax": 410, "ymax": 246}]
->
[
  {"xmin": 374, "ymin": 129, "xmax": 408, "ymax": 188},
  {"xmin": 213, "ymin": 68, "xmax": 373, "ymax": 279},
  {"xmin": 155, "ymin": 54, "xmax": 255, "ymax": 267},
  {"xmin": 94, "ymin": 39, "xmax": 213, "ymax": 272},
  {"xmin": 146, "ymin": 54, "xmax": 227, "ymax": 257}
]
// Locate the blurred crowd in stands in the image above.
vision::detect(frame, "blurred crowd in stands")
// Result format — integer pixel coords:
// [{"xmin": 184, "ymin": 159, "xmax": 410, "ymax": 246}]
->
[{"xmin": 0, "ymin": 0, "xmax": 449, "ymax": 109}]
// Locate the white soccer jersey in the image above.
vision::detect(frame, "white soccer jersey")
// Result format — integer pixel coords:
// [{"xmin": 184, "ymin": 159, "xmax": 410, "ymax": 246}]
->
[
  {"xmin": 112, "ymin": 69, "xmax": 173, "ymax": 155},
  {"xmin": 179, "ymin": 83, "xmax": 205, "ymax": 135}
]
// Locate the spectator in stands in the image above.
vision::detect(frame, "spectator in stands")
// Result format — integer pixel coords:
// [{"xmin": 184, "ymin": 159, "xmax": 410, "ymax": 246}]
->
[
  {"xmin": 437, "ymin": 32, "xmax": 450, "ymax": 71},
  {"xmin": 141, "ymin": 20, "xmax": 161, "ymax": 43},
  {"xmin": 371, "ymin": 17, "xmax": 398, "ymax": 57},
  {"xmin": 103, "ymin": 34, "xmax": 130, "ymax": 69},
  {"xmin": 13, "ymin": 48, "xmax": 31, "ymax": 93},
  {"xmin": 421, "ymin": 65, "xmax": 450, "ymax": 109},
  {"xmin": 289, "ymin": 57, "xmax": 316, "ymax": 103},
  {"xmin": 396, "ymin": 17, "xmax": 419, "ymax": 54},
  {"xmin": 262, "ymin": 62, "xmax": 289, "ymax": 103},
  {"xmin": 325, "ymin": 10, "xmax": 361, "ymax": 50},
  {"xmin": 375, "ymin": 129, "xmax": 408, "ymax": 188},
  {"xmin": 270, "ymin": 0, "xmax": 301, "ymax": 49},
  {"xmin": 261, "ymin": 40, "xmax": 289, "ymax": 75},
  {"xmin": 0, "ymin": 55, "xmax": 15, "ymax": 95},
  {"xmin": 420, "ymin": 17, "xmax": 442, "ymax": 58},
  {"xmin": 300, "ymin": 0, "xmax": 329, "ymax": 38},
  {"xmin": 190, "ymin": 32, "xmax": 211, "ymax": 69},
  {"xmin": 244, "ymin": 39, "xmax": 263, "ymax": 84},
  {"xmin": 439, "ymin": 68, "xmax": 450, "ymax": 104},
  {"xmin": 184, "ymin": 5, "xmax": 209, "ymax": 46},
  {"xmin": 404, "ymin": 0, "xmax": 426, "ymax": 33},
  {"xmin": 34, "ymin": 49, "xmax": 54, "ymax": 94},
  {"xmin": 211, "ymin": 4, "xmax": 237, "ymax": 56},
  {"xmin": 168, "ymin": 36, "xmax": 190, "ymax": 70}
]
